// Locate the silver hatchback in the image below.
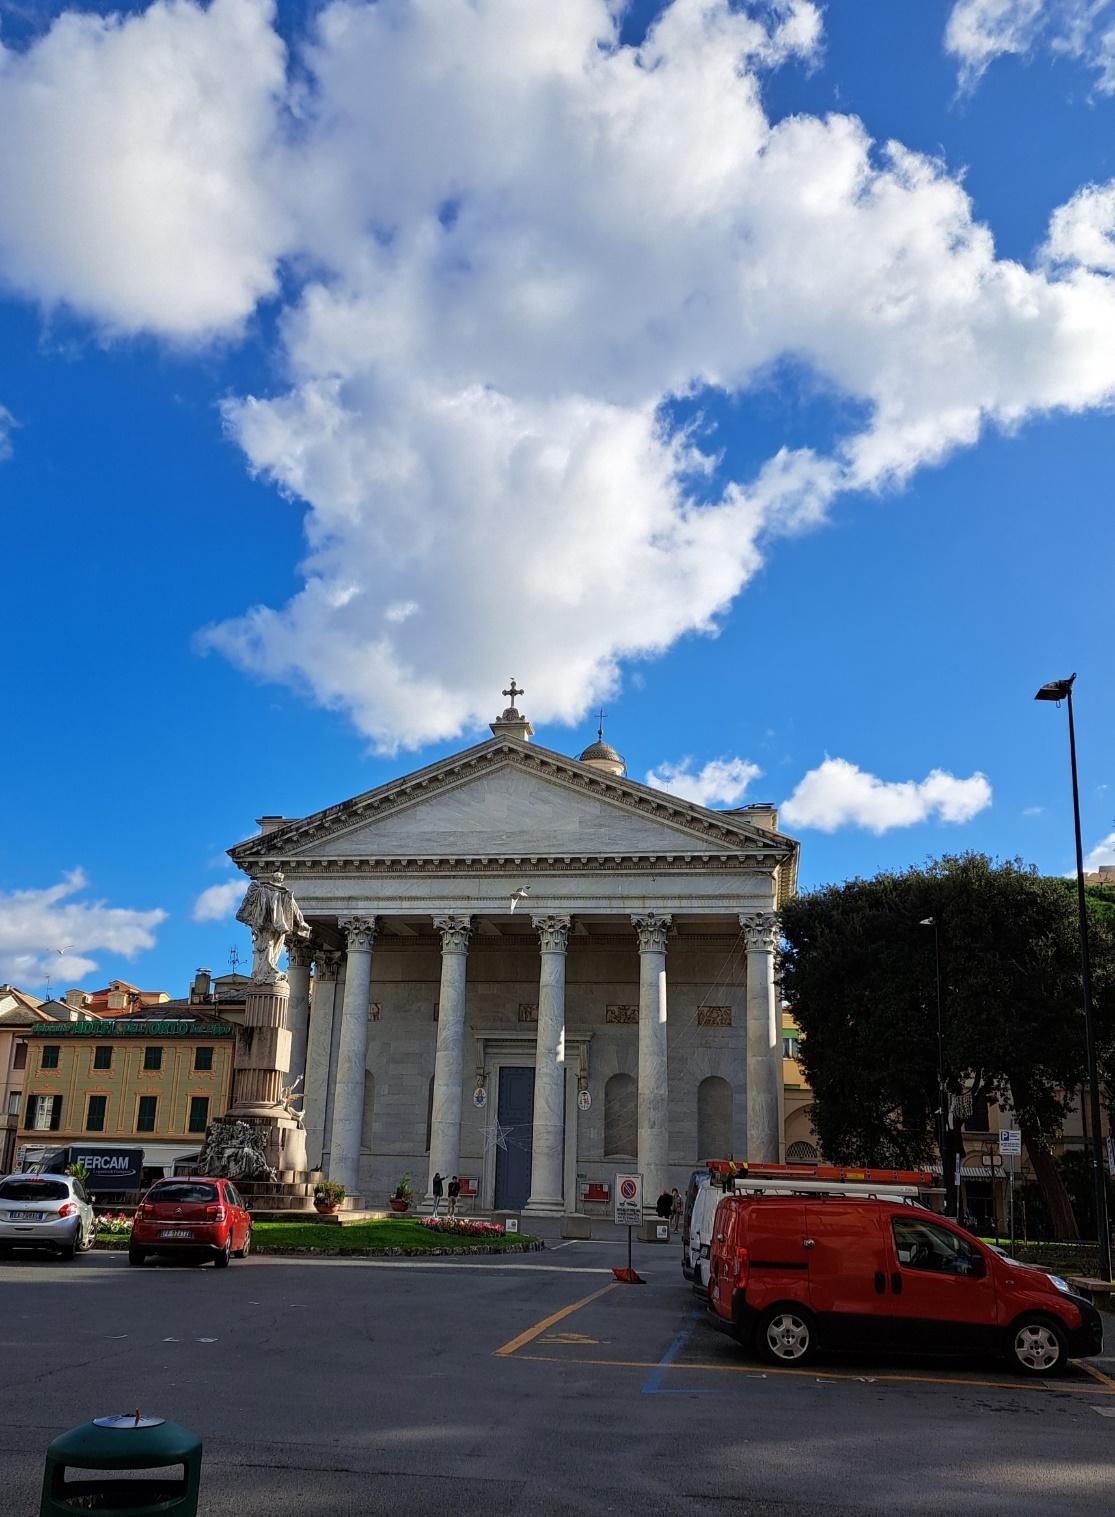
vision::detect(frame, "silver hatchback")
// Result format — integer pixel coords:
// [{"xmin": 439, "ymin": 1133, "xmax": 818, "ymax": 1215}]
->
[{"xmin": 0, "ymin": 1173, "xmax": 96, "ymax": 1260}]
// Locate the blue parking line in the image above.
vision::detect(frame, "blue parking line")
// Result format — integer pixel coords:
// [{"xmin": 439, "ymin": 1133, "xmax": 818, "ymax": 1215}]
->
[{"xmin": 642, "ymin": 1310, "xmax": 708, "ymax": 1395}]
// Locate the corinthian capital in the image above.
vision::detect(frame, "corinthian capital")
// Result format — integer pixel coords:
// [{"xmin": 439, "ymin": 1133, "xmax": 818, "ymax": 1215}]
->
[
  {"xmin": 433, "ymin": 914, "xmax": 472, "ymax": 954},
  {"xmin": 533, "ymin": 915, "xmax": 571, "ymax": 954},
  {"xmin": 286, "ymin": 938, "xmax": 315, "ymax": 971},
  {"xmin": 740, "ymin": 911, "xmax": 779, "ymax": 952},
  {"xmin": 313, "ymin": 943, "xmax": 343, "ymax": 982},
  {"xmin": 339, "ymin": 915, "xmax": 377, "ymax": 953},
  {"xmin": 631, "ymin": 913, "xmax": 672, "ymax": 954}
]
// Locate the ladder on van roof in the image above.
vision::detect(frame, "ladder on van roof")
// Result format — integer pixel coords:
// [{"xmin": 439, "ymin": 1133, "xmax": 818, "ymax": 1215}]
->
[{"xmin": 704, "ymin": 1159, "xmax": 933, "ymax": 1200}]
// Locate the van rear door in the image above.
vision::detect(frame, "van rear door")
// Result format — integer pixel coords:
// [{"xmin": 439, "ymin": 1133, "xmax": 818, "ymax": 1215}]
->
[
  {"xmin": 741, "ymin": 1200, "xmax": 811, "ymax": 1315},
  {"xmin": 804, "ymin": 1201, "xmax": 891, "ymax": 1350}
]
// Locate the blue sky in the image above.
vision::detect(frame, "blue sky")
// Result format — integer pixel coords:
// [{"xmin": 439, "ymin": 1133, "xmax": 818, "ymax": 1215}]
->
[{"xmin": 1, "ymin": 0, "xmax": 1113, "ymax": 997}]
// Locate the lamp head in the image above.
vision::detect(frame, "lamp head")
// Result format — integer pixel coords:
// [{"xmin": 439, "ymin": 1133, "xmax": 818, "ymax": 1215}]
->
[
  {"xmin": 919, "ymin": 917, "xmax": 936, "ymax": 927},
  {"xmin": 1035, "ymin": 674, "xmax": 1076, "ymax": 703}
]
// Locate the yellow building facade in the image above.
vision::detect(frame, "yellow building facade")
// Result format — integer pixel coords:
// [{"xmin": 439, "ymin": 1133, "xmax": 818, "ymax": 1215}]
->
[{"xmin": 16, "ymin": 1014, "xmax": 236, "ymax": 1182}]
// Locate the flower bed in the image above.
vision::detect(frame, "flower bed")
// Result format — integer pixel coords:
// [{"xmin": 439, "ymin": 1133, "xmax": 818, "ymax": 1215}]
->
[
  {"xmin": 96, "ymin": 1212, "xmax": 133, "ymax": 1236},
  {"xmin": 419, "ymin": 1216, "xmax": 506, "ymax": 1238}
]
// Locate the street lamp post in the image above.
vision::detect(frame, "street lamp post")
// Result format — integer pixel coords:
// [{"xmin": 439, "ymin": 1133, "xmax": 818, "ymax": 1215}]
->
[
  {"xmin": 1035, "ymin": 673, "xmax": 1112, "ymax": 1284},
  {"xmin": 919, "ymin": 916, "xmax": 952, "ymax": 1217}
]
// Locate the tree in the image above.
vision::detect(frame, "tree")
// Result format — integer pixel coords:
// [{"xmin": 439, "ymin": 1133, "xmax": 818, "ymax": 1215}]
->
[{"xmin": 780, "ymin": 854, "xmax": 1115, "ymax": 1239}]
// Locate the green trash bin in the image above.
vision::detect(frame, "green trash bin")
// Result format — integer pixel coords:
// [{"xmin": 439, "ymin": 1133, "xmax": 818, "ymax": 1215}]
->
[{"xmin": 40, "ymin": 1415, "xmax": 202, "ymax": 1515}]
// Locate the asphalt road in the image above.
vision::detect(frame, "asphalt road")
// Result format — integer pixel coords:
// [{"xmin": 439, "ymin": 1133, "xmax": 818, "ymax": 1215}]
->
[{"xmin": 2, "ymin": 1238, "xmax": 1113, "ymax": 1516}]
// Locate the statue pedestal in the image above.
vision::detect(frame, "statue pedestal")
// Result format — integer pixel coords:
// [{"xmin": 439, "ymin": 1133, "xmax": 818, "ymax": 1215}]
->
[{"xmin": 214, "ymin": 978, "xmax": 322, "ymax": 1215}]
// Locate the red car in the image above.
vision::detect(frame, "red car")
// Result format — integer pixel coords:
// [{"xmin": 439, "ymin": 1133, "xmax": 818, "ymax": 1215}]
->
[{"xmin": 129, "ymin": 1177, "xmax": 252, "ymax": 1268}]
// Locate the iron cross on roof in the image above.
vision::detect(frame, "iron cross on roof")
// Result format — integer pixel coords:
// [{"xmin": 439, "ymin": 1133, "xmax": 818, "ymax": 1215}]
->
[
  {"xmin": 595, "ymin": 707, "xmax": 606, "ymax": 741},
  {"xmin": 503, "ymin": 679, "xmax": 524, "ymax": 705}
]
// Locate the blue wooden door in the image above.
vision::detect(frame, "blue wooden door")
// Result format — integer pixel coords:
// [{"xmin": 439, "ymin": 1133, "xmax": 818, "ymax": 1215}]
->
[{"xmin": 494, "ymin": 1067, "xmax": 535, "ymax": 1211}]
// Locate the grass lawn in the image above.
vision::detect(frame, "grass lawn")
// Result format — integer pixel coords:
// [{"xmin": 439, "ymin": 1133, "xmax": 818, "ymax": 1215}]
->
[{"xmin": 250, "ymin": 1218, "xmax": 539, "ymax": 1253}]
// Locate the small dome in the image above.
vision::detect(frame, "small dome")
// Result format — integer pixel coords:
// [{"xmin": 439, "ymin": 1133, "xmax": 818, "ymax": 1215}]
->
[
  {"xmin": 579, "ymin": 732, "xmax": 625, "ymax": 777},
  {"xmin": 579, "ymin": 739, "xmax": 621, "ymax": 764}
]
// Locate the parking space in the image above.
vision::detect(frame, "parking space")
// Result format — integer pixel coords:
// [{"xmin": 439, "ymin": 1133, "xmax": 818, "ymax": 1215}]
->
[{"xmin": 493, "ymin": 1242, "xmax": 1115, "ymax": 1403}]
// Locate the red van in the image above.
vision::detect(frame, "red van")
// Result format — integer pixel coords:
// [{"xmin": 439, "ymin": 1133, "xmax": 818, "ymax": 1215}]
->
[{"xmin": 707, "ymin": 1194, "xmax": 1104, "ymax": 1375}]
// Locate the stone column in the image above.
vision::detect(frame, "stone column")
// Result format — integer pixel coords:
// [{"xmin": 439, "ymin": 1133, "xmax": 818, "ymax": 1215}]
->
[
  {"xmin": 285, "ymin": 938, "xmax": 314, "ymax": 1092},
  {"xmin": 632, "ymin": 913, "xmax": 671, "ymax": 1208},
  {"xmin": 327, "ymin": 917, "xmax": 377, "ymax": 1194},
  {"xmin": 526, "ymin": 915, "xmax": 571, "ymax": 1216},
  {"xmin": 303, "ymin": 946, "xmax": 341, "ymax": 1172},
  {"xmin": 742, "ymin": 911, "xmax": 782, "ymax": 1162},
  {"xmin": 425, "ymin": 916, "xmax": 471, "ymax": 1205}
]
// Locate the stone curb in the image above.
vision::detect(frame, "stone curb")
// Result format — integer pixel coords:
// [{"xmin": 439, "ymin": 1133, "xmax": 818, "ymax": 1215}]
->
[{"xmin": 94, "ymin": 1236, "xmax": 544, "ymax": 1258}]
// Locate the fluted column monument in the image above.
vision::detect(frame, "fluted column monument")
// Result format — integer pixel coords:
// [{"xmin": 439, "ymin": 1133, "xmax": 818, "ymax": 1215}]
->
[
  {"xmin": 425, "ymin": 915, "xmax": 471, "ymax": 1206},
  {"xmin": 633, "ymin": 912, "xmax": 671, "ymax": 1208},
  {"xmin": 328, "ymin": 916, "xmax": 377, "ymax": 1194},
  {"xmin": 526, "ymin": 915, "xmax": 571, "ymax": 1215},
  {"xmin": 742, "ymin": 911, "xmax": 782, "ymax": 1162}
]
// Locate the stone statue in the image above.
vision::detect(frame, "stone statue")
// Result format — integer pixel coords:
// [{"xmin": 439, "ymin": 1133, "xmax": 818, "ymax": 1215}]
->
[
  {"xmin": 278, "ymin": 1073, "xmax": 306, "ymax": 1128},
  {"xmin": 235, "ymin": 871, "xmax": 310, "ymax": 984},
  {"xmin": 197, "ymin": 1117, "xmax": 278, "ymax": 1183}
]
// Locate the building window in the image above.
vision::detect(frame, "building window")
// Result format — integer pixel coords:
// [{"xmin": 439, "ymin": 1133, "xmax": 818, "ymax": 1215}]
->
[
  {"xmin": 188, "ymin": 1096, "xmax": 209, "ymax": 1133},
  {"xmin": 136, "ymin": 1096, "xmax": 158, "ymax": 1133},
  {"xmin": 782, "ymin": 1035, "xmax": 800, "ymax": 1058},
  {"xmin": 8, "ymin": 1092, "xmax": 22, "ymax": 1117},
  {"xmin": 40, "ymin": 1045, "xmax": 60, "ymax": 1070},
  {"xmin": 193, "ymin": 1046, "xmax": 213, "ymax": 1072},
  {"xmin": 786, "ymin": 1140, "xmax": 819, "ymax": 1162},
  {"xmin": 27, "ymin": 1094, "xmax": 62, "ymax": 1131},
  {"xmin": 14, "ymin": 1042, "xmax": 27, "ymax": 1070},
  {"xmin": 143, "ymin": 1046, "xmax": 163, "ymax": 1072},
  {"xmin": 424, "ymin": 1077, "xmax": 434, "ymax": 1152},
  {"xmin": 604, "ymin": 1073, "xmax": 637, "ymax": 1157},
  {"xmin": 86, "ymin": 1095, "xmax": 107, "ymax": 1132},
  {"xmin": 93, "ymin": 1046, "xmax": 113, "ymax": 1070}
]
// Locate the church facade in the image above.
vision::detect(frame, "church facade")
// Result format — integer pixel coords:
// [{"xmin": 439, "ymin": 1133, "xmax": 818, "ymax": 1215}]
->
[{"xmin": 228, "ymin": 695, "xmax": 799, "ymax": 1216}]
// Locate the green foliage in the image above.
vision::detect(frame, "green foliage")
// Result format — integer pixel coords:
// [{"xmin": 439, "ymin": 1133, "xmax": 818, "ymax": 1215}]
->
[
  {"xmin": 65, "ymin": 1162, "xmax": 90, "ymax": 1189},
  {"xmin": 314, "ymin": 1179, "xmax": 346, "ymax": 1202},
  {"xmin": 780, "ymin": 854, "xmax": 1115, "ymax": 1182},
  {"xmin": 394, "ymin": 1173, "xmax": 413, "ymax": 1199},
  {"xmin": 251, "ymin": 1218, "xmax": 535, "ymax": 1253}
]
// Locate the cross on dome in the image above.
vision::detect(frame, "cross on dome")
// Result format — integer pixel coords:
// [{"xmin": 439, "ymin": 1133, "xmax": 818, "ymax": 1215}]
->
[{"xmin": 503, "ymin": 678, "xmax": 524, "ymax": 706}]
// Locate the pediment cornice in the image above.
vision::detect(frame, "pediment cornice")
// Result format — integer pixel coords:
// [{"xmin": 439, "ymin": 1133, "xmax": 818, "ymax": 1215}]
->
[{"xmin": 229, "ymin": 738, "xmax": 798, "ymax": 884}]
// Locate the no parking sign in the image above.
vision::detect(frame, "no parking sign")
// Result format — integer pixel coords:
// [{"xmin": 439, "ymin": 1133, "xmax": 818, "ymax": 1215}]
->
[{"xmin": 614, "ymin": 1172, "xmax": 642, "ymax": 1226}]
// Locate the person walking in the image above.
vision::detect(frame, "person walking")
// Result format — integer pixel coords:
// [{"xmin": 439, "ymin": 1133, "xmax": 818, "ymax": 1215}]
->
[
  {"xmin": 447, "ymin": 1176, "xmax": 461, "ymax": 1217},
  {"xmin": 656, "ymin": 1189, "xmax": 673, "ymax": 1222},
  {"xmin": 670, "ymin": 1187, "xmax": 683, "ymax": 1235},
  {"xmin": 432, "ymin": 1171, "xmax": 444, "ymax": 1217}
]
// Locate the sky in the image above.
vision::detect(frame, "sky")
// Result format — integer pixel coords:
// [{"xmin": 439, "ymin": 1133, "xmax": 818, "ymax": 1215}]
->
[{"xmin": 1, "ymin": 0, "xmax": 1113, "ymax": 998}]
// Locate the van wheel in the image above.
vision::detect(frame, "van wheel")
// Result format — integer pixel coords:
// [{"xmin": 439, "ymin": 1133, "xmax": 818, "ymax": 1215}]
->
[
  {"xmin": 1007, "ymin": 1316, "xmax": 1068, "ymax": 1376},
  {"xmin": 756, "ymin": 1305, "xmax": 816, "ymax": 1366}
]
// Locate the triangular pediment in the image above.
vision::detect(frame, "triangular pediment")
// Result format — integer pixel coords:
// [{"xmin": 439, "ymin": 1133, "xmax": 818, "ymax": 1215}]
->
[{"xmin": 229, "ymin": 740, "xmax": 797, "ymax": 870}]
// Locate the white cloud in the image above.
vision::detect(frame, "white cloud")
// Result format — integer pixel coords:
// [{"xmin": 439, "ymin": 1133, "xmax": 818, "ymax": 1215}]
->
[
  {"xmin": 9, "ymin": 3, "xmax": 1115, "ymax": 747},
  {"xmin": 1022, "ymin": 804, "xmax": 1044, "ymax": 816},
  {"xmin": 0, "ymin": 0, "xmax": 290, "ymax": 337},
  {"xmin": 192, "ymin": 879, "xmax": 245, "ymax": 923},
  {"xmin": 781, "ymin": 758, "xmax": 992, "ymax": 834},
  {"xmin": 1043, "ymin": 180, "xmax": 1115, "ymax": 273},
  {"xmin": 945, "ymin": 0, "xmax": 1115, "ymax": 93},
  {"xmin": 0, "ymin": 869, "xmax": 166, "ymax": 987},
  {"xmin": 645, "ymin": 756, "xmax": 763, "ymax": 808},
  {"xmin": 1084, "ymin": 829, "xmax": 1115, "ymax": 870},
  {"xmin": 0, "ymin": 403, "xmax": 15, "ymax": 461}
]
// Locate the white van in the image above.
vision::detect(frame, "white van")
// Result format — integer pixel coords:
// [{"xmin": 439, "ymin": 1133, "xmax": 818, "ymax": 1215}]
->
[{"xmin": 684, "ymin": 1177, "xmax": 721, "ymax": 1295}]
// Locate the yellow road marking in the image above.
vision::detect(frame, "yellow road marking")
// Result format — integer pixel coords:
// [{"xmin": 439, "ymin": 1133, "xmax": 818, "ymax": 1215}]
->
[
  {"xmin": 505, "ymin": 1352, "xmax": 1115, "ymax": 1394},
  {"xmin": 493, "ymin": 1282, "xmax": 618, "ymax": 1357},
  {"xmin": 1079, "ymin": 1360, "xmax": 1115, "ymax": 1390}
]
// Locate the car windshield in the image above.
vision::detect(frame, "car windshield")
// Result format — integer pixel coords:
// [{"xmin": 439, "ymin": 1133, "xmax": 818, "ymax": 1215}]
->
[
  {"xmin": 0, "ymin": 1178, "xmax": 70, "ymax": 1201},
  {"xmin": 146, "ymin": 1182, "xmax": 218, "ymax": 1205}
]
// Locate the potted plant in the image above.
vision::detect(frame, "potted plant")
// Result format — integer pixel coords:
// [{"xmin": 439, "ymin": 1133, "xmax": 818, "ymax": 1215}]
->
[
  {"xmin": 314, "ymin": 1180, "xmax": 345, "ymax": 1215},
  {"xmin": 389, "ymin": 1173, "xmax": 413, "ymax": 1213}
]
